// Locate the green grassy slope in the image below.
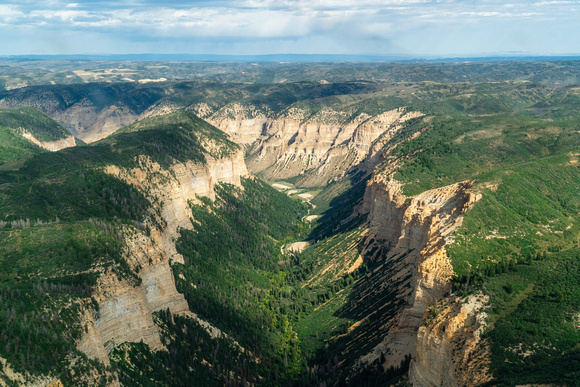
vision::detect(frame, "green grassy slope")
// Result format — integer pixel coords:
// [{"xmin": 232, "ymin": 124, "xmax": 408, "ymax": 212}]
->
[
  {"xmin": 384, "ymin": 113, "xmax": 580, "ymax": 384},
  {"xmin": 0, "ymin": 107, "xmax": 73, "ymax": 163},
  {"xmin": 0, "ymin": 125, "xmax": 41, "ymax": 162},
  {"xmin": 285, "ymin": 107, "xmax": 580, "ymax": 385},
  {"xmin": 0, "ymin": 68, "xmax": 579, "ymax": 385},
  {"xmin": 0, "ymin": 110, "xmax": 245, "ymax": 385},
  {"xmin": 109, "ymin": 179, "xmax": 312, "ymax": 385},
  {"xmin": 0, "ymin": 109, "xmax": 344, "ymax": 385},
  {"xmin": 0, "ymin": 111, "xmax": 236, "ymax": 223},
  {"xmin": 0, "ymin": 107, "xmax": 71, "ymax": 142}
]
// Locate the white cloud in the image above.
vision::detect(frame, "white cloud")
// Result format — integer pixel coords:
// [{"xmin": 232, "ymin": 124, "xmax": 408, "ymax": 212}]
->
[
  {"xmin": 0, "ymin": 0, "xmax": 578, "ymax": 55},
  {"xmin": 30, "ymin": 9, "xmax": 93, "ymax": 21},
  {"xmin": 0, "ymin": 5, "xmax": 24, "ymax": 19},
  {"xmin": 534, "ymin": 1, "xmax": 577, "ymax": 5}
]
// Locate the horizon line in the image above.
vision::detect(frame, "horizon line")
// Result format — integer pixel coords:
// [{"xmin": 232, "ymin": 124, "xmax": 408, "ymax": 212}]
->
[{"xmin": 2, "ymin": 53, "xmax": 580, "ymax": 63}]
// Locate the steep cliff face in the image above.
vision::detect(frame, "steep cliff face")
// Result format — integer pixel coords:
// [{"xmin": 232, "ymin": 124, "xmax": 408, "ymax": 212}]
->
[
  {"xmin": 104, "ymin": 151, "xmax": 248, "ymax": 263},
  {"xmin": 197, "ymin": 103, "xmax": 422, "ymax": 187},
  {"xmin": 195, "ymin": 102, "xmax": 270, "ymax": 146},
  {"xmin": 77, "ymin": 150, "xmax": 249, "ymax": 363},
  {"xmin": 0, "ymin": 83, "xmax": 165, "ymax": 143},
  {"xmin": 409, "ymin": 293, "xmax": 492, "ymax": 387},
  {"xmin": 77, "ymin": 228, "xmax": 189, "ymax": 366},
  {"xmin": 1, "ymin": 87, "xmax": 421, "ymax": 187},
  {"xmin": 60, "ymin": 105, "xmax": 140, "ymax": 143},
  {"xmin": 356, "ymin": 176, "xmax": 481, "ymax": 371}
]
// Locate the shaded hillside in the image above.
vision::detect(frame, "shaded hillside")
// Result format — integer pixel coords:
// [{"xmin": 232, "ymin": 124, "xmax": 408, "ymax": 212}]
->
[
  {"xmin": 0, "ymin": 107, "xmax": 71, "ymax": 142},
  {"xmin": 0, "ymin": 111, "xmax": 270, "ymax": 385},
  {"xmin": 0, "ymin": 111, "xmax": 237, "ymax": 222},
  {"xmin": 0, "ymin": 107, "xmax": 75, "ymax": 162},
  {"xmin": 277, "ymin": 110, "xmax": 580, "ymax": 385},
  {"xmin": 388, "ymin": 114, "xmax": 580, "ymax": 385},
  {"xmin": 0, "ymin": 82, "xmax": 167, "ymax": 142}
]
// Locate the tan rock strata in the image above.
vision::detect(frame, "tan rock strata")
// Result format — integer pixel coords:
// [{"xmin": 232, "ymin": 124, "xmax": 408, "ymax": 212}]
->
[
  {"xmin": 77, "ymin": 149, "xmax": 249, "ymax": 366},
  {"xmin": 357, "ymin": 177, "xmax": 481, "ymax": 371},
  {"xmin": 409, "ymin": 294, "xmax": 492, "ymax": 386}
]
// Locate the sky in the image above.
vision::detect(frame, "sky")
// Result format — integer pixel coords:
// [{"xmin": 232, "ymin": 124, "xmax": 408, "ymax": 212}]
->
[{"xmin": 0, "ymin": 0, "xmax": 579, "ymax": 57}]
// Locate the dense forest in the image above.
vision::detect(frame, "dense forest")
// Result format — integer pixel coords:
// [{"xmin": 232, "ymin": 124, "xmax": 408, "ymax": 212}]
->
[{"xmin": 0, "ymin": 61, "xmax": 579, "ymax": 385}]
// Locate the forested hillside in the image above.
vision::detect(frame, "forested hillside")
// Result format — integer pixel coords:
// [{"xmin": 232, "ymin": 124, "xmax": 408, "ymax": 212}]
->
[{"xmin": 0, "ymin": 61, "xmax": 579, "ymax": 386}]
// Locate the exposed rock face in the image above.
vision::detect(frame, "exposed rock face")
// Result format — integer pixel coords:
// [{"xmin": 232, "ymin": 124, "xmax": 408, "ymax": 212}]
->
[
  {"xmin": 62, "ymin": 105, "xmax": 140, "ymax": 143},
  {"xmin": 91, "ymin": 271, "xmax": 165, "ymax": 354},
  {"xmin": 0, "ymin": 356, "xmax": 27, "ymax": 386},
  {"xmin": 0, "ymin": 83, "xmax": 165, "ymax": 143},
  {"xmin": 1, "ymin": 85, "xmax": 421, "ymax": 187},
  {"xmin": 198, "ymin": 103, "xmax": 422, "ymax": 187},
  {"xmin": 77, "ymin": 150, "xmax": 249, "ymax": 363},
  {"xmin": 357, "ymin": 177, "xmax": 481, "ymax": 371},
  {"xmin": 18, "ymin": 129, "xmax": 77, "ymax": 151},
  {"xmin": 104, "ymin": 151, "xmax": 249, "ymax": 263},
  {"xmin": 77, "ymin": 228, "xmax": 187, "ymax": 364},
  {"xmin": 197, "ymin": 103, "xmax": 270, "ymax": 146},
  {"xmin": 409, "ymin": 294, "xmax": 492, "ymax": 387}
]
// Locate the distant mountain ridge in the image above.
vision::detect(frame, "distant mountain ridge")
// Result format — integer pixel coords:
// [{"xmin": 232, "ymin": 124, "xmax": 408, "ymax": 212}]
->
[{"xmin": 3, "ymin": 53, "xmax": 580, "ymax": 62}]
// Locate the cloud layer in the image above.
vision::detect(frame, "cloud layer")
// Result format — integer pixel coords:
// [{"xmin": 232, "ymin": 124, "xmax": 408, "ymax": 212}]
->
[{"xmin": 1, "ymin": 0, "xmax": 579, "ymax": 56}]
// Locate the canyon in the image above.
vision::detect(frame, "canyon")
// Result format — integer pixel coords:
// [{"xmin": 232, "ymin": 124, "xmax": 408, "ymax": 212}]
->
[
  {"xmin": 201, "ymin": 104, "xmax": 423, "ymax": 187},
  {"xmin": 3, "ymin": 100, "xmax": 494, "ymax": 386},
  {"xmin": 2, "ymin": 70, "xmax": 578, "ymax": 386},
  {"xmin": 1, "ymin": 85, "xmax": 422, "ymax": 187},
  {"xmin": 36, "ymin": 100, "xmax": 488, "ymax": 385},
  {"xmin": 78, "ymin": 148, "xmax": 249, "ymax": 364},
  {"xmin": 356, "ymin": 177, "xmax": 481, "ymax": 372}
]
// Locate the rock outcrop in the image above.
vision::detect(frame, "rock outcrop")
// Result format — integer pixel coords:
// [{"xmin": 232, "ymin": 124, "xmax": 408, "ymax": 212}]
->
[
  {"xmin": 196, "ymin": 103, "xmax": 270, "ymax": 146},
  {"xmin": 197, "ymin": 103, "xmax": 422, "ymax": 187},
  {"xmin": 104, "ymin": 151, "xmax": 248, "ymax": 263},
  {"xmin": 409, "ymin": 294, "xmax": 492, "ymax": 387},
  {"xmin": 1, "ymin": 85, "xmax": 422, "ymax": 188},
  {"xmin": 62, "ymin": 105, "xmax": 141, "ymax": 143},
  {"xmin": 18, "ymin": 129, "xmax": 77, "ymax": 151},
  {"xmin": 0, "ymin": 83, "xmax": 165, "ymax": 143},
  {"xmin": 77, "ymin": 149, "xmax": 249, "ymax": 362},
  {"xmin": 0, "ymin": 356, "xmax": 63, "ymax": 387},
  {"xmin": 77, "ymin": 228, "xmax": 188, "ymax": 365},
  {"xmin": 356, "ymin": 177, "xmax": 481, "ymax": 371}
]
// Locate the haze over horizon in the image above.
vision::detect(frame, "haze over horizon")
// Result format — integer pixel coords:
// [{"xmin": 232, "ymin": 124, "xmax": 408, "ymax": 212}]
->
[{"xmin": 0, "ymin": 0, "xmax": 579, "ymax": 58}]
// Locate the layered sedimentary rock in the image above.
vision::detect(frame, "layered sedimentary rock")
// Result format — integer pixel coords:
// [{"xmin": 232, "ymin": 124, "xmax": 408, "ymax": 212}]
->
[
  {"xmin": 1, "ymin": 86, "xmax": 423, "ymax": 187},
  {"xmin": 0, "ymin": 83, "xmax": 165, "ymax": 143},
  {"xmin": 356, "ymin": 177, "xmax": 481, "ymax": 371},
  {"xmin": 409, "ymin": 294, "xmax": 492, "ymax": 387},
  {"xmin": 77, "ymin": 228, "xmax": 185, "ymax": 365},
  {"xmin": 77, "ymin": 150, "xmax": 249, "ymax": 362},
  {"xmin": 91, "ymin": 271, "xmax": 164, "ymax": 354},
  {"xmin": 104, "ymin": 151, "xmax": 248, "ymax": 263},
  {"xmin": 198, "ymin": 103, "xmax": 422, "ymax": 187},
  {"xmin": 196, "ymin": 102, "xmax": 270, "ymax": 146},
  {"xmin": 62, "ymin": 105, "xmax": 140, "ymax": 143}
]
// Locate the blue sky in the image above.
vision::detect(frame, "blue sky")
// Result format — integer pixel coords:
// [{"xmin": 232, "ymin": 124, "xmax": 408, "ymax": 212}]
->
[{"xmin": 0, "ymin": 0, "xmax": 578, "ymax": 57}]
